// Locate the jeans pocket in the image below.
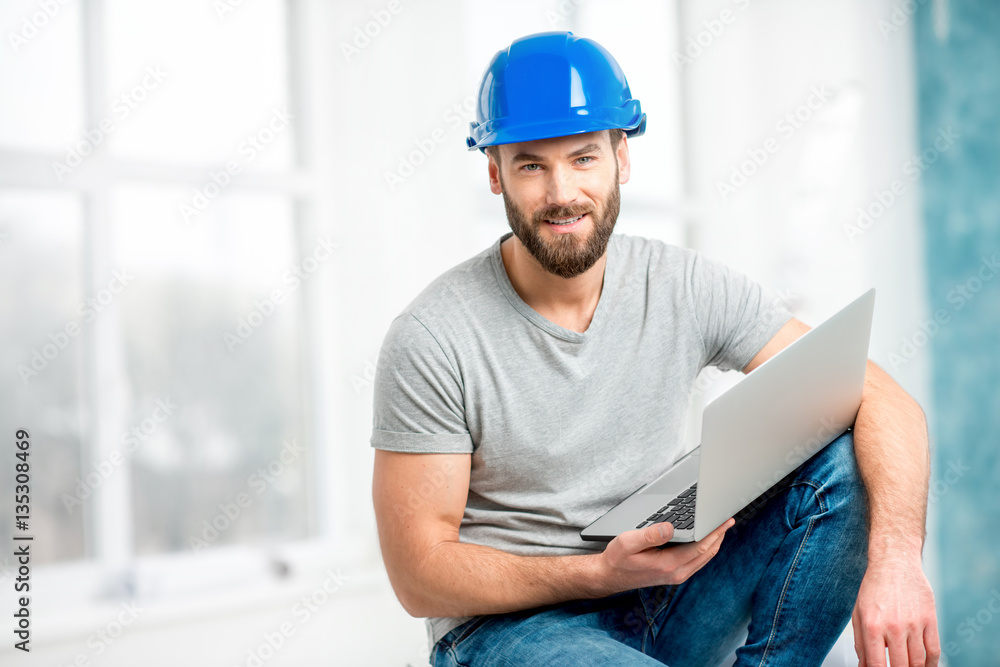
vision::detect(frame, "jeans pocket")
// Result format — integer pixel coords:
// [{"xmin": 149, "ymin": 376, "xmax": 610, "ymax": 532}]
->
[
  {"xmin": 433, "ymin": 616, "xmax": 494, "ymax": 667},
  {"xmin": 450, "ymin": 615, "xmax": 492, "ymax": 648}
]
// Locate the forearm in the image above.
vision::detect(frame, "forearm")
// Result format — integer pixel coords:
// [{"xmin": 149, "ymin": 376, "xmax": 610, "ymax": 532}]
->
[
  {"xmin": 852, "ymin": 360, "xmax": 930, "ymax": 565},
  {"xmin": 403, "ymin": 539, "xmax": 613, "ymax": 618}
]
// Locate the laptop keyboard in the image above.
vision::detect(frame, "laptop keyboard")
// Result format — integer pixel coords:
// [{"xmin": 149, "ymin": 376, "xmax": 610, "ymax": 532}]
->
[{"xmin": 635, "ymin": 483, "xmax": 697, "ymax": 531}]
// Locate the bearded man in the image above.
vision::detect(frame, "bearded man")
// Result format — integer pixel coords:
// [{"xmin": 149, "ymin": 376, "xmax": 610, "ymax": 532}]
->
[{"xmin": 370, "ymin": 31, "xmax": 939, "ymax": 667}]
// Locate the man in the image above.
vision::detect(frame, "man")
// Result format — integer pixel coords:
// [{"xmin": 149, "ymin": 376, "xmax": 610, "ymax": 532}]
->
[{"xmin": 371, "ymin": 31, "xmax": 939, "ymax": 666}]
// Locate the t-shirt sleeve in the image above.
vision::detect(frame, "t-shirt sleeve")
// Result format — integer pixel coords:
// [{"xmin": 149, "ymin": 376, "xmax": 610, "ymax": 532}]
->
[
  {"xmin": 369, "ymin": 313, "xmax": 474, "ymax": 454},
  {"xmin": 685, "ymin": 250, "xmax": 794, "ymax": 373}
]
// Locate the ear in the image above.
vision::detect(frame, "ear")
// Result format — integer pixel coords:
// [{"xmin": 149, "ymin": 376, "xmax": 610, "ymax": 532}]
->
[
  {"xmin": 616, "ymin": 134, "xmax": 631, "ymax": 185},
  {"xmin": 487, "ymin": 151, "xmax": 503, "ymax": 194}
]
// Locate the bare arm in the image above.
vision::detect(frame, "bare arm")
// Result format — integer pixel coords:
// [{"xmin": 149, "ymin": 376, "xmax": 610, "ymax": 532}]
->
[
  {"xmin": 743, "ymin": 318, "xmax": 931, "ymax": 552},
  {"xmin": 852, "ymin": 359, "xmax": 930, "ymax": 558},
  {"xmin": 745, "ymin": 317, "xmax": 939, "ymax": 666},
  {"xmin": 850, "ymin": 360, "xmax": 939, "ymax": 667},
  {"xmin": 372, "ymin": 448, "xmax": 734, "ymax": 618}
]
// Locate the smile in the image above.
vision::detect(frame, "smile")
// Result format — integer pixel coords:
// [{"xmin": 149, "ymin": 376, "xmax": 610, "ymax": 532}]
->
[
  {"xmin": 546, "ymin": 215, "xmax": 583, "ymax": 225},
  {"xmin": 543, "ymin": 213, "xmax": 587, "ymax": 233}
]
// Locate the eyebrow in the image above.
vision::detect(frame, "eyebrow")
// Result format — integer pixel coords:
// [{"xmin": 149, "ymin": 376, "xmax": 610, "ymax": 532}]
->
[{"xmin": 509, "ymin": 142, "xmax": 603, "ymax": 165}]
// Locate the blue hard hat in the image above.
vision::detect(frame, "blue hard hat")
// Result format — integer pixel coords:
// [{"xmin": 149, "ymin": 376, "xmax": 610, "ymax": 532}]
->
[{"xmin": 467, "ymin": 31, "xmax": 646, "ymax": 152}]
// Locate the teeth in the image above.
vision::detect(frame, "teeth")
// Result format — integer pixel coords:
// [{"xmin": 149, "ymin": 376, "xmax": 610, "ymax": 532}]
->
[{"xmin": 548, "ymin": 215, "xmax": 583, "ymax": 225}]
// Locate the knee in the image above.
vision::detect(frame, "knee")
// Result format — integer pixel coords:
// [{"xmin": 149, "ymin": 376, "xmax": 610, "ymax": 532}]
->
[
  {"xmin": 801, "ymin": 429, "xmax": 859, "ymax": 485},
  {"xmin": 808, "ymin": 430, "xmax": 869, "ymax": 531}
]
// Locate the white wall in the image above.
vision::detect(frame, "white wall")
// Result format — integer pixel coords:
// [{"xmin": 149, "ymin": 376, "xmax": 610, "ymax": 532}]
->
[
  {"xmin": 3, "ymin": 1, "xmax": 932, "ymax": 665},
  {"xmin": 678, "ymin": 0, "xmax": 930, "ymax": 409}
]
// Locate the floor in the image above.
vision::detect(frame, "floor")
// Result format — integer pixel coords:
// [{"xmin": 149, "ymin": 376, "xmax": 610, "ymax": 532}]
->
[{"xmin": 7, "ymin": 567, "xmax": 857, "ymax": 667}]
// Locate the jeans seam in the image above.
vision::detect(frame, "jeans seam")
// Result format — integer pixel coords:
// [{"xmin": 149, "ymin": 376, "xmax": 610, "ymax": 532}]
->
[
  {"xmin": 446, "ymin": 644, "xmax": 470, "ymax": 667},
  {"xmin": 759, "ymin": 482, "xmax": 826, "ymax": 667},
  {"xmin": 451, "ymin": 615, "xmax": 491, "ymax": 648},
  {"xmin": 439, "ymin": 615, "xmax": 493, "ymax": 666},
  {"xmin": 643, "ymin": 585, "xmax": 677, "ymax": 653}
]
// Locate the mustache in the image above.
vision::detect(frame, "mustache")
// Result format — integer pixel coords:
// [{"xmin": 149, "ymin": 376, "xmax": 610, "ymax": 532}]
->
[{"xmin": 533, "ymin": 206, "xmax": 592, "ymax": 223}]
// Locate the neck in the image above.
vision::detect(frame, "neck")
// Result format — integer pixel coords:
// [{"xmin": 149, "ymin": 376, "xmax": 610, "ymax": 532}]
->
[{"xmin": 500, "ymin": 234, "xmax": 607, "ymax": 333}]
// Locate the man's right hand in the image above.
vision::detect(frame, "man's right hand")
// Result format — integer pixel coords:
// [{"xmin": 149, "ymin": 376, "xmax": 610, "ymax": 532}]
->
[
  {"xmin": 595, "ymin": 518, "xmax": 736, "ymax": 595},
  {"xmin": 374, "ymin": 448, "xmax": 736, "ymax": 618}
]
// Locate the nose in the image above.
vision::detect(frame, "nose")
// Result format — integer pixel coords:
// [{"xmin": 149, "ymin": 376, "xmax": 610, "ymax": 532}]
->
[{"xmin": 543, "ymin": 163, "xmax": 579, "ymax": 210}]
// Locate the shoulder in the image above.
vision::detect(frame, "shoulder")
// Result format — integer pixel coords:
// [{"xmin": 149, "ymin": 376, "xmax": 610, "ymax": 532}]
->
[
  {"xmin": 381, "ymin": 241, "xmax": 501, "ymax": 352},
  {"xmin": 609, "ymin": 232, "xmax": 700, "ymax": 278},
  {"xmin": 399, "ymin": 243, "xmax": 497, "ymax": 319}
]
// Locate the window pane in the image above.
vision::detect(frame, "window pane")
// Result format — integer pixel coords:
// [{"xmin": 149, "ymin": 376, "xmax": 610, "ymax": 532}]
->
[
  {"xmin": 110, "ymin": 185, "xmax": 309, "ymax": 555},
  {"xmin": 0, "ymin": 1, "xmax": 84, "ymax": 152},
  {"xmin": 103, "ymin": 0, "xmax": 293, "ymax": 170},
  {"xmin": 0, "ymin": 190, "xmax": 86, "ymax": 564}
]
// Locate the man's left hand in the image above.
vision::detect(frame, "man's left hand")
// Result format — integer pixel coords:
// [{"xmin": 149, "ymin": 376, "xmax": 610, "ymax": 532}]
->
[{"xmin": 852, "ymin": 560, "xmax": 941, "ymax": 667}]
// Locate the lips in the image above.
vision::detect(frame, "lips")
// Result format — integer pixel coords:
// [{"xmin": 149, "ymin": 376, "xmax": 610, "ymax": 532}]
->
[
  {"xmin": 545, "ymin": 214, "xmax": 584, "ymax": 226},
  {"xmin": 541, "ymin": 212, "xmax": 588, "ymax": 234}
]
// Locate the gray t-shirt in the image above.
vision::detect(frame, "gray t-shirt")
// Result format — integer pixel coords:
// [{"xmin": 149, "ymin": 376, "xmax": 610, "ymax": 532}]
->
[{"xmin": 370, "ymin": 231, "xmax": 793, "ymax": 654}]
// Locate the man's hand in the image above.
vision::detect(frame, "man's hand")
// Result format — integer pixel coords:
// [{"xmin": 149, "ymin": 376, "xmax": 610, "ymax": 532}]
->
[
  {"xmin": 852, "ymin": 560, "xmax": 941, "ymax": 667},
  {"xmin": 595, "ymin": 518, "xmax": 736, "ymax": 595}
]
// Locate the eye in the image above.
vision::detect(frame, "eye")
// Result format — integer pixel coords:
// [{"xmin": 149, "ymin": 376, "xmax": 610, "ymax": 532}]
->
[
  {"xmin": 522, "ymin": 164, "xmax": 541, "ymax": 172},
  {"xmin": 576, "ymin": 156, "xmax": 594, "ymax": 165}
]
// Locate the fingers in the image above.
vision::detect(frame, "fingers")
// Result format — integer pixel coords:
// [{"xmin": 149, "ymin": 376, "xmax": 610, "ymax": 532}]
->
[
  {"xmin": 923, "ymin": 623, "xmax": 941, "ymax": 667},
  {"xmin": 905, "ymin": 631, "xmax": 926, "ymax": 667},
  {"xmin": 712, "ymin": 517, "xmax": 736, "ymax": 535},
  {"xmin": 606, "ymin": 517, "xmax": 734, "ymax": 588},
  {"xmin": 886, "ymin": 636, "xmax": 909, "ymax": 667},
  {"xmin": 852, "ymin": 605, "xmax": 866, "ymax": 665},
  {"xmin": 616, "ymin": 521, "xmax": 673, "ymax": 553},
  {"xmin": 681, "ymin": 518, "xmax": 733, "ymax": 556},
  {"xmin": 651, "ymin": 521, "xmax": 673, "ymax": 545},
  {"xmin": 671, "ymin": 532, "xmax": 726, "ymax": 580},
  {"xmin": 620, "ymin": 516, "xmax": 733, "ymax": 554},
  {"xmin": 661, "ymin": 518, "xmax": 733, "ymax": 580},
  {"xmin": 859, "ymin": 626, "xmax": 887, "ymax": 667}
]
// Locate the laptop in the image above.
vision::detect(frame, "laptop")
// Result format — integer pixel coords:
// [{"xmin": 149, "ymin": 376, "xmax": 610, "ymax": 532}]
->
[{"xmin": 581, "ymin": 288, "xmax": 875, "ymax": 544}]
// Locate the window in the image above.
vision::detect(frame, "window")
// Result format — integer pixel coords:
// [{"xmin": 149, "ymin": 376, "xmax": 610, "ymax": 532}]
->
[{"xmin": 0, "ymin": 0, "xmax": 349, "ymax": 609}]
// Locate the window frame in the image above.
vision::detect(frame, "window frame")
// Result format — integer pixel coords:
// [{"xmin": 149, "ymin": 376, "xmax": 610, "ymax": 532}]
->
[{"xmin": 1, "ymin": 0, "xmax": 366, "ymax": 617}]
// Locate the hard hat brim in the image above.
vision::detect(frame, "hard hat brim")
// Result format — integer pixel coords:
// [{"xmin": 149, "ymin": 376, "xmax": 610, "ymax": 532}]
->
[{"xmin": 467, "ymin": 111, "xmax": 646, "ymax": 152}]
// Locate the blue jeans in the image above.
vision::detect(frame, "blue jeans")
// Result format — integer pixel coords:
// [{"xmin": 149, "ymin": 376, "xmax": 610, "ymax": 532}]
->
[{"xmin": 431, "ymin": 429, "xmax": 869, "ymax": 666}]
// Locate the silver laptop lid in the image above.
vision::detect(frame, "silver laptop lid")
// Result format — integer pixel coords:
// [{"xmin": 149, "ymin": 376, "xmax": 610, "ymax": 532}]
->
[{"xmin": 692, "ymin": 288, "xmax": 875, "ymax": 541}]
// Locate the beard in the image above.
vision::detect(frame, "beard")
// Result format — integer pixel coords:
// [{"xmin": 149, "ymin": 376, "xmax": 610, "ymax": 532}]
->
[{"xmin": 500, "ymin": 171, "xmax": 621, "ymax": 279}]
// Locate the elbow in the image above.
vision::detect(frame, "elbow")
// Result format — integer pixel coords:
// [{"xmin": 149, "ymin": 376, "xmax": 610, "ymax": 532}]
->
[
  {"xmin": 384, "ymin": 566, "xmax": 433, "ymax": 618},
  {"xmin": 395, "ymin": 586, "xmax": 429, "ymax": 618},
  {"xmin": 389, "ymin": 570, "xmax": 455, "ymax": 618}
]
